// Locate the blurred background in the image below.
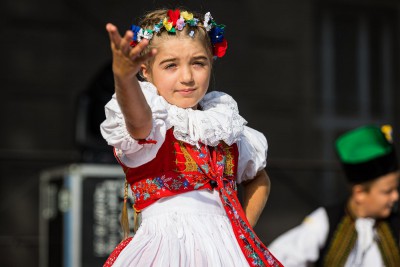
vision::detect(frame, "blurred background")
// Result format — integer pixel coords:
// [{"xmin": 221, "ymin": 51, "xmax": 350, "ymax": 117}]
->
[{"xmin": 1, "ymin": 0, "xmax": 399, "ymax": 266}]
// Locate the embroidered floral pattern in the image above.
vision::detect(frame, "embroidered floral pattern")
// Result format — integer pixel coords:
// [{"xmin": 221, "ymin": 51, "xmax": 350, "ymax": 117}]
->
[
  {"xmin": 220, "ymin": 188, "xmax": 282, "ymax": 267},
  {"xmin": 130, "ymin": 173, "xmax": 209, "ymax": 208},
  {"xmin": 127, "ymin": 139, "xmax": 236, "ymax": 212}
]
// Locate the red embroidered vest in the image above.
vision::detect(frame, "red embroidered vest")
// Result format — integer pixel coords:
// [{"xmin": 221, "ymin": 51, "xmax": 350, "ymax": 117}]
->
[
  {"xmin": 117, "ymin": 129, "xmax": 236, "ymax": 211},
  {"xmin": 108, "ymin": 128, "xmax": 283, "ymax": 267}
]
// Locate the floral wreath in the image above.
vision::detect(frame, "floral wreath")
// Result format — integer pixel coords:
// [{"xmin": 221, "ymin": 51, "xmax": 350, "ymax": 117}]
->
[{"xmin": 130, "ymin": 9, "xmax": 228, "ymax": 58}]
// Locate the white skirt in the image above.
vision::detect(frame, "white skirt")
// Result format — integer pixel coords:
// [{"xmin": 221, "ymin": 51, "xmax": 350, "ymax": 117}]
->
[{"xmin": 112, "ymin": 189, "xmax": 249, "ymax": 267}]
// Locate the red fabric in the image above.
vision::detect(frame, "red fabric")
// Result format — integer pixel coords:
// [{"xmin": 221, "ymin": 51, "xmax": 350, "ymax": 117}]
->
[
  {"xmin": 103, "ymin": 237, "xmax": 133, "ymax": 267},
  {"xmin": 137, "ymin": 138, "xmax": 157, "ymax": 145}
]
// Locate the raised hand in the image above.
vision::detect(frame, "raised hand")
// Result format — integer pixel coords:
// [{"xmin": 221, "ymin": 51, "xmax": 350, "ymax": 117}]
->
[{"xmin": 106, "ymin": 23, "xmax": 156, "ymax": 80}]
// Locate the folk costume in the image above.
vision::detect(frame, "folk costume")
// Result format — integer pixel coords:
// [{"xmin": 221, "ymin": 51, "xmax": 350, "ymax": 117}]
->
[
  {"xmin": 100, "ymin": 81, "xmax": 283, "ymax": 267},
  {"xmin": 268, "ymin": 125, "xmax": 400, "ymax": 267}
]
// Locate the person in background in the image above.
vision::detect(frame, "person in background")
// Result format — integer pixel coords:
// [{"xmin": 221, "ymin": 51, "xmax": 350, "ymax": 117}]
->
[
  {"xmin": 100, "ymin": 7, "xmax": 282, "ymax": 267},
  {"xmin": 268, "ymin": 124, "xmax": 400, "ymax": 267}
]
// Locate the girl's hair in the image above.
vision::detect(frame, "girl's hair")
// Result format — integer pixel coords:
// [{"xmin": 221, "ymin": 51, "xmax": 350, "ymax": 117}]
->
[{"xmin": 137, "ymin": 9, "xmax": 214, "ymax": 67}]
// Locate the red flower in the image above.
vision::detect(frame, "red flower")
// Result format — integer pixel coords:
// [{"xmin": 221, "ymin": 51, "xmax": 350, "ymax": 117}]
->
[
  {"xmin": 213, "ymin": 38, "xmax": 228, "ymax": 58},
  {"xmin": 167, "ymin": 9, "xmax": 180, "ymax": 26},
  {"xmin": 130, "ymin": 40, "xmax": 138, "ymax": 47}
]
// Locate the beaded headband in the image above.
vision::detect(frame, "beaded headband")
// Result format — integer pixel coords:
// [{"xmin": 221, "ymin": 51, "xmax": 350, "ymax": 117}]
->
[{"xmin": 130, "ymin": 9, "xmax": 228, "ymax": 58}]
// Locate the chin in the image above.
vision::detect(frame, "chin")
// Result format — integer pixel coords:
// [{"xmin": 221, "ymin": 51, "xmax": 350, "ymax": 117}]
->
[
  {"xmin": 377, "ymin": 209, "xmax": 392, "ymax": 219},
  {"xmin": 180, "ymin": 102, "xmax": 199, "ymax": 109}
]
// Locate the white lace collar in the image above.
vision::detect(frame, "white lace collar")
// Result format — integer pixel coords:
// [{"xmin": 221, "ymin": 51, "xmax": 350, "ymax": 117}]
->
[{"xmin": 141, "ymin": 81, "xmax": 247, "ymax": 146}]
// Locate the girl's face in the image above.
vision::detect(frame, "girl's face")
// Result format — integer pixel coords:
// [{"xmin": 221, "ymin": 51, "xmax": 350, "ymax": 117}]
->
[{"xmin": 142, "ymin": 36, "xmax": 212, "ymax": 109}]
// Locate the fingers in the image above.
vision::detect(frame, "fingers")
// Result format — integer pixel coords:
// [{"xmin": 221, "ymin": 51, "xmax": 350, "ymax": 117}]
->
[
  {"xmin": 137, "ymin": 47, "xmax": 158, "ymax": 63},
  {"xmin": 129, "ymin": 39, "xmax": 149, "ymax": 58},
  {"xmin": 106, "ymin": 23, "xmax": 135, "ymax": 56},
  {"xmin": 120, "ymin": 30, "xmax": 133, "ymax": 55},
  {"xmin": 106, "ymin": 23, "xmax": 122, "ymax": 49},
  {"xmin": 129, "ymin": 39, "xmax": 157, "ymax": 64}
]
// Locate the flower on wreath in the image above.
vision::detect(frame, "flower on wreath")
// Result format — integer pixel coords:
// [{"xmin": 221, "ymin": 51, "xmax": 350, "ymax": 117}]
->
[
  {"xmin": 140, "ymin": 29, "xmax": 154, "ymax": 40},
  {"xmin": 181, "ymin": 11, "xmax": 193, "ymax": 21},
  {"xmin": 209, "ymin": 24, "xmax": 225, "ymax": 44},
  {"xmin": 130, "ymin": 25, "xmax": 141, "ymax": 46},
  {"xmin": 176, "ymin": 18, "xmax": 185, "ymax": 31},
  {"xmin": 154, "ymin": 21, "xmax": 163, "ymax": 33},
  {"xmin": 203, "ymin": 12, "xmax": 213, "ymax": 31},
  {"xmin": 213, "ymin": 38, "xmax": 228, "ymax": 58},
  {"xmin": 163, "ymin": 17, "xmax": 174, "ymax": 32},
  {"xmin": 167, "ymin": 9, "xmax": 180, "ymax": 26},
  {"xmin": 130, "ymin": 25, "xmax": 141, "ymax": 41}
]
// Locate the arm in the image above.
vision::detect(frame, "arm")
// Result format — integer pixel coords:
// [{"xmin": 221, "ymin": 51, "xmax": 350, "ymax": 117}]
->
[
  {"xmin": 241, "ymin": 169, "xmax": 270, "ymax": 227},
  {"xmin": 106, "ymin": 23, "xmax": 155, "ymax": 139},
  {"xmin": 268, "ymin": 207, "xmax": 329, "ymax": 267}
]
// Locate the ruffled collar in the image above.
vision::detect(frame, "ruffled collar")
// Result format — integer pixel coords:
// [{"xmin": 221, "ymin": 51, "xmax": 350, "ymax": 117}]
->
[{"xmin": 141, "ymin": 81, "xmax": 247, "ymax": 146}]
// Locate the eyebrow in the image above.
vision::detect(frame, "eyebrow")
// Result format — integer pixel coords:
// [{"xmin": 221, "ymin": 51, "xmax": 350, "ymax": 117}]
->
[
  {"xmin": 159, "ymin": 58, "xmax": 176, "ymax": 65},
  {"xmin": 158, "ymin": 55, "xmax": 210, "ymax": 65},
  {"xmin": 192, "ymin": 56, "xmax": 209, "ymax": 61}
]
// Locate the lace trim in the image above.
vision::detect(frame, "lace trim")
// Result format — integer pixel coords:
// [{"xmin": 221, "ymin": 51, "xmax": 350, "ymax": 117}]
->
[{"xmin": 141, "ymin": 82, "xmax": 247, "ymax": 146}]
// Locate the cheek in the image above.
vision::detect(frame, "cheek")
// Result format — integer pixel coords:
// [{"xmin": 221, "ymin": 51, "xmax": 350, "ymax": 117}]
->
[
  {"xmin": 371, "ymin": 195, "xmax": 390, "ymax": 210},
  {"xmin": 364, "ymin": 194, "xmax": 381, "ymax": 208},
  {"xmin": 152, "ymin": 73, "xmax": 175, "ymax": 89},
  {"xmin": 196, "ymin": 72, "xmax": 211, "ymax": 89}
]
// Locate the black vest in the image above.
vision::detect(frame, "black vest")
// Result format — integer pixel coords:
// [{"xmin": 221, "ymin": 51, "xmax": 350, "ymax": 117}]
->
[{"xmin": 316, "ymin": 202, "xmax": 400, "ymax": 267}]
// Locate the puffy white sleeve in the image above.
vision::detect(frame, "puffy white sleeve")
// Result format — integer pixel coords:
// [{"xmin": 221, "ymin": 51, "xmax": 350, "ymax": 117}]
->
[
  {"xmin": 268, "ymin": 207, "xmax": 329, "ymax": 267},
  {"xmin": 236, "ymin": 126, "xmax": 268, "ymax": 183},
  {"xmin": 100, "ymin": 82, "xmax": 169, "ymax": 167}
]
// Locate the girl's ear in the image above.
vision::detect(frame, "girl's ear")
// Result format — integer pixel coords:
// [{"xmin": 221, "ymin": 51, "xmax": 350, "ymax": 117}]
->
[{"xmin": 141, "ymin": 64, "xmax": 150, "ymax": 81}]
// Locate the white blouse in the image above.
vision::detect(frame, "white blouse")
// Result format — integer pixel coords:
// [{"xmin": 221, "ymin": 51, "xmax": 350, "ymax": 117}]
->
[{"xmin": 100, "ymin": 81, "xmax": 268, "ymax": 183}]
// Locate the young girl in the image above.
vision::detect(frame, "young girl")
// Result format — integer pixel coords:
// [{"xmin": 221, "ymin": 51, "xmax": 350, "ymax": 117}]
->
[{"xmin": 101, "ymin": 8, "xmax": 283, "ymax": 267}]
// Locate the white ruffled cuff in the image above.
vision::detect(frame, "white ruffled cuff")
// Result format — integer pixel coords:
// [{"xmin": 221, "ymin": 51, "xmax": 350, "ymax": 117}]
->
[{"xmin": 100, "ymin": 84, "xmax": 169, "ymax": 167}]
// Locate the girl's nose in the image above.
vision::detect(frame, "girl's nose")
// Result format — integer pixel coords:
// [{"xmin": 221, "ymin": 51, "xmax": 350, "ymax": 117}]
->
[{"xmin": 180, "ymin": 66, "xmax": 194, "ymax": 84}]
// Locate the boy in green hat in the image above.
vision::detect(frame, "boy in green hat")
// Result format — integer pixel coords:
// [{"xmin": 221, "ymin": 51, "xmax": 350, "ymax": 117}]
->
[{"xmin": 268, "ymin": 125, "xmax": 400, "ymax": 267}]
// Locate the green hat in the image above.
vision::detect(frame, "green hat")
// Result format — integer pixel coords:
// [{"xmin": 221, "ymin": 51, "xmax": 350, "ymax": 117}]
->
[{"xmin": 335, "ymin": 125, "xmax": 398, "ymax": 183}]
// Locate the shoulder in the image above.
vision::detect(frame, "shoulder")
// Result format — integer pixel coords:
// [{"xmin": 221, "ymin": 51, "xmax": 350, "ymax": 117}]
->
[{"xmin": 301, "ymin": 207, "xmax": 329, "ymax": 228}]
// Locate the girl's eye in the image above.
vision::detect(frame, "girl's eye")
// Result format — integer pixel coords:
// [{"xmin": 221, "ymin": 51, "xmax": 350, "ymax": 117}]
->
[
  {"xmin": 165, "ymin": 64, "xmax": 176, "ymax": 69},
  {"xmin": 194, "ymin": 61, "xmax": 206, "ymax": 66}
]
